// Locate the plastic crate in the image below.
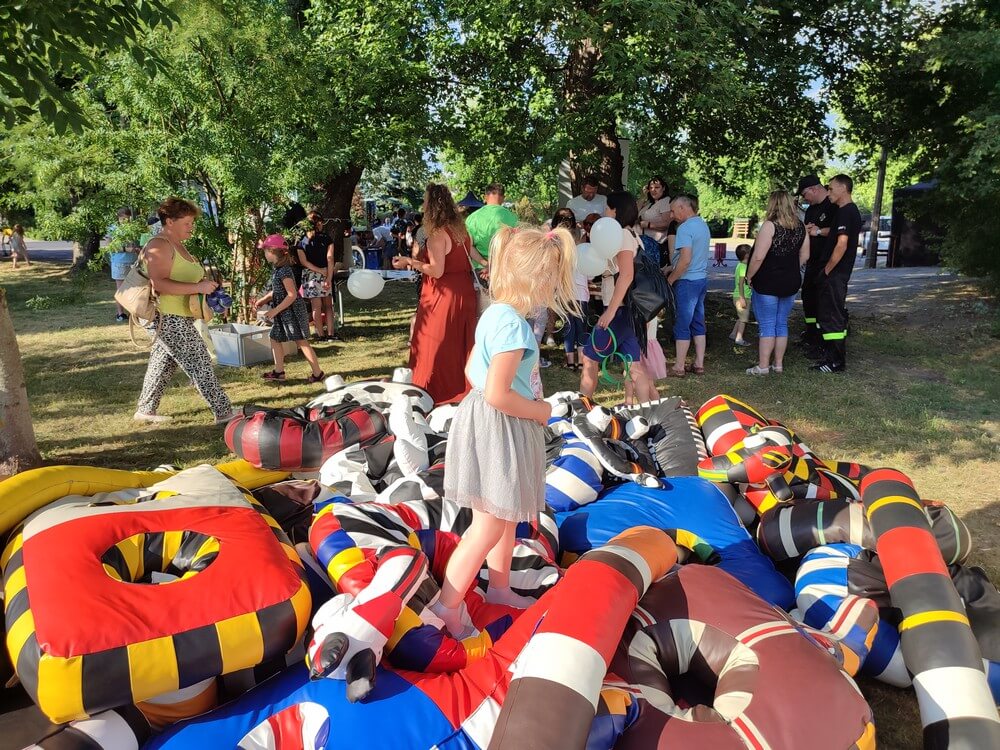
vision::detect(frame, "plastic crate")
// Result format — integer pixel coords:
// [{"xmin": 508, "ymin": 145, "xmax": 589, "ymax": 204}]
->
[{"xmin": 209, "ymin": 323, "xmax": 295, "ymax": 367}]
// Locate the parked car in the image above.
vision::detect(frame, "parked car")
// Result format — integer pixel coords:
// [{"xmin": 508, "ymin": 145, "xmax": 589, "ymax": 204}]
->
[{"xmin": 862, "ymin": 215, "xmax": 891, "ymax": 254}]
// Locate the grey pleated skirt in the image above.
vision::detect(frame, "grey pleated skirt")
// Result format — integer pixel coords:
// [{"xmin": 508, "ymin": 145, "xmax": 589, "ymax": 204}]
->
[{"xmin": 444, "ymin": 389, "xmax": 546, "ymax": 522}]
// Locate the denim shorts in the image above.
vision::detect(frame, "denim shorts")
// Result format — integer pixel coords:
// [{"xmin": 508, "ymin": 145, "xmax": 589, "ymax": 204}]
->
[
  {"xmin": 110, "ymin": 252, "xmax": 138, "ymax": 281},
  {"xmin": 582, "ymin": 307, "xmax": 640, "ymax": 362},
  {"xmin": 672, "ymin": 277, "xmax": 708, "ymax": 341},
  {"xmin": 752, "ymin": 293, "xmax": 796, "ymax": 338}
]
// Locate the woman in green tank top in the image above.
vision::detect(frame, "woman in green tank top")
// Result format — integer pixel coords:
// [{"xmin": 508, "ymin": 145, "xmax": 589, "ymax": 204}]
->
[{"xmin": 135, "ymin": 197, "xmax": 236, "ymax": 425}]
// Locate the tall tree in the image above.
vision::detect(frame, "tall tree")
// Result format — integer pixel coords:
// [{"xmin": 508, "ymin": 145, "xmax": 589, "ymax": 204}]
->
[
  {"xmin": 0, "ymin": 0, "xmax": 173, "ymax": 472},
  {"xmin": 834, "ymin": 0, "xmax": 1000, "ymax": 289},
  {"xmin": 433, "ymin": 0, "xmax": 840, "ymax": 196}
]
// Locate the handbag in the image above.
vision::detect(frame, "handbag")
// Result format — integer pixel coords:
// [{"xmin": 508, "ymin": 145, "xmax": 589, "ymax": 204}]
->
[
  {"xmin": 462, "ymin": 235, "xmax": 491, "ymax": 316},
  {"xmin": 190, "ymin": 266, "xmax": 222, "ymax": 322},
  {"xmin": 624, "ymin": 230, "xmax": 673, "ymax": 355},
  {"xmin": 114, "ymin": 242, "xmax": 158, "ymax": 321},
  {"xmin": 114, "ymin": 241, "xmax": 162, "ymax": 347}
]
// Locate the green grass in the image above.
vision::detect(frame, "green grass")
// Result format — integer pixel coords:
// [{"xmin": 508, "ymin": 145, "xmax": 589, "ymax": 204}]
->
[{"xmin": 4, "ymin": 260, "xmax": 1000, "ymax": 749}]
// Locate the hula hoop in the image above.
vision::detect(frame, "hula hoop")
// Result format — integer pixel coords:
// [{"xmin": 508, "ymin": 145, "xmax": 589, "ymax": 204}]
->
[
  {"xmin": 590, "ymin": 326, "xmax": 617, "ymax": 356},
  {"xmin": 590, "ymin": 327, "xmax": 631, "ymax": 386}
]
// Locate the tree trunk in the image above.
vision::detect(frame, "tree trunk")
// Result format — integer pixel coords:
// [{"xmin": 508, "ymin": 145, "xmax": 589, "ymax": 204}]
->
[
  {"xmin": 866, "ymin": 144, "xmax": 888, "ymax": 269},
  {"xmin": 70, "ymin": 232, "xmax": 102, "ymax": 273},
  {"xmin": 317, "ymin": 164, "xmax": 365, "ymax": 223},
  {"xmin": 0, "ymin": 288, "xmax": 42, "ymax": 475},
  {"xmin": 563, "ymin": 35, "xmax": 623, "ymax": 194}
]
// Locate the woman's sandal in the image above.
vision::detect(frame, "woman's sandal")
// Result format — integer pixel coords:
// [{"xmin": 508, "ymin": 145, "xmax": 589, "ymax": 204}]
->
[
  {"xmin": 684, "ymin": 363, "xmax": 706, "ymax": 375},
  {"xmin": 262, "ymin": 370, "xmax": 286, "ymax": 381},
  {"xmin": 307, "ymin": 371, "xmax": 326, "ymax": 384},
  {"xmin": 745, "ymin": 365, "xmax": 770, "ymax": 376},
  {"xmin": 664, "ymin": 368, "xmax": 686, "ymax": 378}
]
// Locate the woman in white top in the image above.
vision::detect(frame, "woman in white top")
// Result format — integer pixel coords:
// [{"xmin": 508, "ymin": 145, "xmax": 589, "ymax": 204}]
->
[{"xmin": 638, "ymin": 176, "xmax": 672, "ymax": 244}]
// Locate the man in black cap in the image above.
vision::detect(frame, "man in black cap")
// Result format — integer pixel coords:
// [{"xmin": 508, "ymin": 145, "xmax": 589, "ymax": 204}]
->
[
  {"xmin": 812, "ymin": 174, "xmax": 862, "ymax": 373},
  {"xmin": 797, "ymin": 175, "xmax": 835, "ymax": 352}
]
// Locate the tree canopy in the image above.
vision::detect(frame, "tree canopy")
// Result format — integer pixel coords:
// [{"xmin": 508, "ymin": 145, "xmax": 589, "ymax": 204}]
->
[{"xmin": 0, "ymin": 0, "xmax": 175, "ymax": 131}]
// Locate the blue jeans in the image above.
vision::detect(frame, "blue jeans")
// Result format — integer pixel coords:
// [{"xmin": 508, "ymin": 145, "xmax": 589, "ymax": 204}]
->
[
  {"xmin": 563, "ymin": 312, "xmax": 589, "ymax": 352},
  {"xmin": 672, "ymin": 278, "xmax": 708, "ymax": 341},
  {"xmin": 752, "ymin": 292, "xmax": 796, "ymax": 338}
]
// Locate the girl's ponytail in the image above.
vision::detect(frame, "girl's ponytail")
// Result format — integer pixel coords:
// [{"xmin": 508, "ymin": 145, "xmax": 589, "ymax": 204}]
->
[{"xmin": 545, "ymin": 227, "xmax": 582, "ymax": 323}]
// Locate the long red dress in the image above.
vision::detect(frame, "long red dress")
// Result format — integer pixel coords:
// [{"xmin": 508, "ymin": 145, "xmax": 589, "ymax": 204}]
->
[{"xmin": 409, "ymin": 228, "xmax": 477, "ymax": 404}]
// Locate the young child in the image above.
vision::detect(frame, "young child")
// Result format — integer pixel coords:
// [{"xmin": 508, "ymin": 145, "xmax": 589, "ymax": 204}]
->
[
  {"xmin": 730, "ymin": 243, "xmax": 752, "ymax": 347},
  {"xmin": 431, "ymin": 225, "xmax": 580, "ymax": 638},
  {"xmin": 255, "ymin": 234, "xmax": 326, "ymax": 383},
  {"xmin": 563, "ymin": 267, "xmax": 590, "ymax": 371}
]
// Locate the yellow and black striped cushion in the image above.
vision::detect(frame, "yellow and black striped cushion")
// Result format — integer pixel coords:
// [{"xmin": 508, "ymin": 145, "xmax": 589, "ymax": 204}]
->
[{"xmin": 2, "ymin": 485, "xmax": 311, "ymax": 723}]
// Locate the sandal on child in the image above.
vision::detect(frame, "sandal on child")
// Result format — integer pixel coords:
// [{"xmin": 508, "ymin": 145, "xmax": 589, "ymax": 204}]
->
[
  {"xmin": 262, "ymin": 370, "xmax": 286, "ymax": 381},
  {"xmin": 307, "ymin": 371, "xmax": 326, "ymax": 384},
  {"xmin": 684, "ymin": 363, "xmax": 706, "ymax": 375},
  {"xmin": 665, "ymin": 368, "xmax": 686, "ymax": 378},
  {"xmin": 770, "ymin": 365, "xmax": 783, "ymax": 374},
  {"xmin": 745, "ymin": 365, "xmax": 770, "ymax": 376}
]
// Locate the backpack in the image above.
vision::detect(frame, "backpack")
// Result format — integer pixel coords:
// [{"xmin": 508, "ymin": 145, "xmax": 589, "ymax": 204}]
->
[{"xmin": 625, "ymin": 246, "xmax": 673, "ymax": 354}]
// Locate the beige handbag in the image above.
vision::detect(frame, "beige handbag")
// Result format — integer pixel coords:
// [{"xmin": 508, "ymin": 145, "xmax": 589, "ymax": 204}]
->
[
  {"xmin": 115, "ymin": 242, "xmax": 163, "ymax": 346},
  {"xmin": 114, "ymin": 242, "xmax": 158, "ymax": 322}
]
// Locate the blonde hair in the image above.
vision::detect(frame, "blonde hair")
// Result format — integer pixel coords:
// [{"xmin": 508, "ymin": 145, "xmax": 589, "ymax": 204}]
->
[
  {"xmin": 765, "ymin": 190, "xmax": 799, "ymax": 230},
  {"xmin": 488, "ymin": 226, "xmax": 581, "ymax": 321}
]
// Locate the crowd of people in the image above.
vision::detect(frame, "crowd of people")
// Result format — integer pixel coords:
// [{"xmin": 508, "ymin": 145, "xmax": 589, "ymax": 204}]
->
[
  {"xmin": 83, "ymin": 169, "xmax": 861, "ymax": 427},
  {"xmin": 396, "ymin": 171, "xmax": 863, "ymax": 407}
]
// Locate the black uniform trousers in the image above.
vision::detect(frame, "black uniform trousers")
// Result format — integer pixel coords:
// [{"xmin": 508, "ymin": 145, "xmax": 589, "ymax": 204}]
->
[
  {"xmin": 817, "ymin": 269, "xmax": 850, "ymax": 364},
  {"xmin": 800, "ymin": 264, "xmax": 823, "ymax": 341}
]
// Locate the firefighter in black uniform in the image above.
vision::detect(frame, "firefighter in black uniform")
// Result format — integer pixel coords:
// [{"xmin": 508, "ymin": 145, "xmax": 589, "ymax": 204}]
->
[
  {"xmin": 812, "ymin": 174, "xmax": 862, "ymax": 373},
  {"xmin": 796, "ymin": 175, "xmax": 835, "ymax": 350}
]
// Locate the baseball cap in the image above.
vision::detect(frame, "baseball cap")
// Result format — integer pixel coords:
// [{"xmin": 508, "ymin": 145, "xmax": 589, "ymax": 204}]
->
[
  {"xmin": 259, "ymin": 233, "xmax": 288, "ymax": 250},
  {"xmin": 797, "ymin": 175, "xmax": 822, "ymax": 195}
]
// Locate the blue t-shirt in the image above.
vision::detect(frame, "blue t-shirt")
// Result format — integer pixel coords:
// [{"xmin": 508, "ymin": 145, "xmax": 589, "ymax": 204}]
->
[
  {"xmin": 673, "ymin": 215, "xmax": 711, "ymax": 280},
  {"xmin": 467, "ymin": 303, "xmax": 539, "ymax": 400}
]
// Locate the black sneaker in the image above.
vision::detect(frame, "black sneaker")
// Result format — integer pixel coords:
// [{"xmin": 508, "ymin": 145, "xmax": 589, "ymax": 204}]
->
[
  {"xmin": 810, "ymin": 361, "xmax": 846, "ymax": 374},
  {"xmin": 116, "ymin": 313, "xmax": 128, "ymax": 322}
]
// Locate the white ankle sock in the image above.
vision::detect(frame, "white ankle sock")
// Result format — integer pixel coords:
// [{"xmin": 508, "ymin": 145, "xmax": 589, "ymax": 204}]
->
[
  {"xmin": 429, "ymin": 599, "xmax": 477, "ymax": 639},
  {"xmin": 485, "ymin": 584, "xmax": 536, "ymax": 610}
]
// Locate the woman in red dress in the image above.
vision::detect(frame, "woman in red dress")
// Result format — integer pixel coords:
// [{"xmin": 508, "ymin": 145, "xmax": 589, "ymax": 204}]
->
[{"xmin": 394, "ymin": 184, "xmax": 484, "ymax": 404}]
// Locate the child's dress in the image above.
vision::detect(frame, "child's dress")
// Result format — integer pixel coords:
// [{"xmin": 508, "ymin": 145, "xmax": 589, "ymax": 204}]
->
[
  {"xmin": 269, "ymin": 265, "xmax": 311, "ymax": 342},
  {"xmin": 444, "ymin": 303, "xmax": 546, "ymax": 522}
]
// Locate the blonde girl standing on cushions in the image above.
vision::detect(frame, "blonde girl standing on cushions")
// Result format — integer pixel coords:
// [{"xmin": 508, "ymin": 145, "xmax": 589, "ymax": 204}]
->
[{"xmin": 430, "ymin": 225, "xmax": 579, "ymax": 638}]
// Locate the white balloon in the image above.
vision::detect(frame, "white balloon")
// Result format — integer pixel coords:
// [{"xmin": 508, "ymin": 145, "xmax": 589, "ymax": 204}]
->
[
  {"xmin": 576, "ymin": 242, "xmax": 607, "ymax": 277},
  {"xmin": 347, "ymin": 270, "xmax": 385, "ymax": 300},
  {"xmin": 590, "ymin": 217, "xmax": 624, "ymax": 259}
]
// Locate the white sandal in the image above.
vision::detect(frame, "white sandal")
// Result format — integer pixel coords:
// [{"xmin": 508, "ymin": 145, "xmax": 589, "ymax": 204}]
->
[{"xmin": 745, "ymin": 365, "xmax": 770, "ymax": 376}]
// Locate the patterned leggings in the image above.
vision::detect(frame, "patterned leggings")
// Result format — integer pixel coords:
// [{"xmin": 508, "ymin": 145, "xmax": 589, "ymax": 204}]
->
[{"xmin": 137, "ymin": 314, "xmax": 232, "ymax": 419}]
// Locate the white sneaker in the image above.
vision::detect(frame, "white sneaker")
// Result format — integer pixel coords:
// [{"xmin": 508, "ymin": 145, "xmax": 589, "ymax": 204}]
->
[
  {"xmin": 544, "ymin": 335, "xmax": 557, "ymax": 347},
  {"xmin": 214, "ymin": 409, "xmax": 241, "ymax": 425},
  {"xmin": 134, "ymin": 411, "xmax": 172, "ymax": 424}
]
